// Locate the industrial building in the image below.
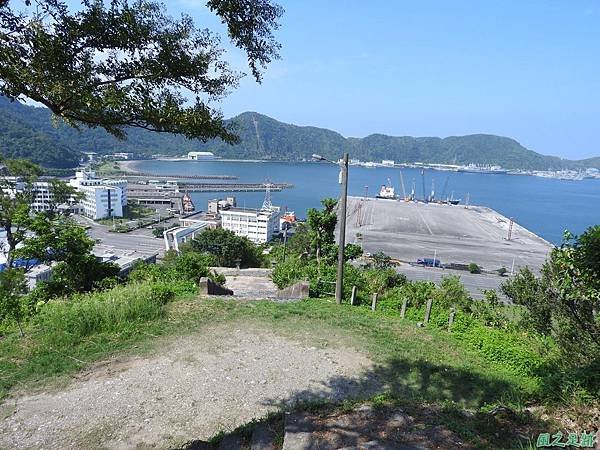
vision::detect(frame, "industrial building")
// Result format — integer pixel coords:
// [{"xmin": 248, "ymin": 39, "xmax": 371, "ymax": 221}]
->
[{"xmin": 187, "ymin": 151, "xmax": 215, "ymax": 160}]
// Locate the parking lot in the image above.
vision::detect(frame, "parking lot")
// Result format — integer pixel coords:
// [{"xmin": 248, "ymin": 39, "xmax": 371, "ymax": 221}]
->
[{"xmin": 344, "ymin": 197, "xmax": 553, "ymax": 274}]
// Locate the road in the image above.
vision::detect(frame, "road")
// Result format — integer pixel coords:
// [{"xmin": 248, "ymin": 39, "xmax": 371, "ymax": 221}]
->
[
  {"xmin": 75, "ymin": 215, "xmax": 166, "ymax": 257},
  {"xmin": 396, "ymin": 263, "xmax": 507, "ymax": 299}
]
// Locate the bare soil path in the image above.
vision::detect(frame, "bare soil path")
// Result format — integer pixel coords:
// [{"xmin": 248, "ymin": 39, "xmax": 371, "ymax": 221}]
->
[{"xmin": 0, "ymin": 325, "xmax": 372, "ymax": 450}]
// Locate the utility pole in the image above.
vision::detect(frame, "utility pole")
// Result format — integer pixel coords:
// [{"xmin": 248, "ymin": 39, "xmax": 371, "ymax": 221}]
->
[
  {"xmin": 335, "ymin": 153, "xmax": 349, "ymax": 305},
  {"xmin": 282, "ymin": 222, "xmax": 288, "ymax": 263},
  {"xmin": 311, "ymin": 152, "xmax": 349, "ymax": 305}
]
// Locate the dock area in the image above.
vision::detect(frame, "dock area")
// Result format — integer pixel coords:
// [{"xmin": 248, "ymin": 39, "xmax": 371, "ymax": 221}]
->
[
  {"xmin": 343, "ymin": 196, "xmax": 553, "ymax": 274},
  {"xmin": 117, "ymin": 173, "xmax": 238, "ymax": 180}
]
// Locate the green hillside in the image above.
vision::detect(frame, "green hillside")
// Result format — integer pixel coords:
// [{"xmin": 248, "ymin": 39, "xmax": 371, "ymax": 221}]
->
[
  {"xmin": 0, "ymin": 97, "xmax": 597, "ymax": 170},
  {"xmin": 0, "ymin": 97, "xmax": 81, "ymax": 168},
  {"xmin": 201, "ymin": 113, "xmax": 574, "ymax": 170}
]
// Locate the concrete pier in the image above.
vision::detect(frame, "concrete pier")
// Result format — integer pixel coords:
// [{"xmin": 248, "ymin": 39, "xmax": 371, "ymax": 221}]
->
[{"xmin": 343, "ymin": 196, "xmax": 553, "ymax": 274}]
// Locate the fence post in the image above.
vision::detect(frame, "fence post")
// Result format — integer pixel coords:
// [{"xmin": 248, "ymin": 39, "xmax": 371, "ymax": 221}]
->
[
  {"xmin": 424, "ymin": 298, "xmax": 433, "ymax": 323},
  {"xmin": 400, "ymin": 297, "xmax": 408, "ymax": 318},
  {"xmin": 350, "ymin": 286, "xmax": 357, "ymax": 306},
  {"xmin": 448, "ymin": 307, "xmax": 456, "ymax": 331},
  {"xmin": 371, "ymin": 292, "xmax": 378, "ymax": 311}
]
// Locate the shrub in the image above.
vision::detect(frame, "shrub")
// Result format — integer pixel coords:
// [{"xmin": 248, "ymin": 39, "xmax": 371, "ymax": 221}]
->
[
  {"xmin": 364, "ymin": 268, "xmax": 407, "ymax": 294},
  {"xmin": 129, "ymin": 252, "xmax": 215, "ymax": 295},
  {"xmin": 344, "ymin": 243, "xmax": 363, "ymax": 261},
  {"xmin": 271, "ymin": 257, "xmax": 305, "ymax": 289},
  {"xmin": 152, "ymin": 226, "xmax": 166, "ymax": 238},
  {"xmin": 170, "ymin": 252, "xmax": 211, "ymax": 283},
  {"xmin": 149, "ymin": 283, "xmax": 176, "ymax": 305},
  {"xmin": 468, "ymin": 262, "xmax": 481, "ymax": 274},
  {"xmin": 396, "ymin": 280, "xmax": 436, "ymax": 308},
  {"xmin": 370, "ymin": 251, "xmax": 396, "ymax": 269},
  {"xmin": 191, "ymin": 227, "xmax": 264, "ymax": 267},
  {"xmin": 435, "ymin": 275, "xmax": 471, "ymax": 310}
]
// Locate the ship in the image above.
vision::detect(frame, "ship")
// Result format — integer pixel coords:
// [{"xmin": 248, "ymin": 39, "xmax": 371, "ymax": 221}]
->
[
  {"xmin": 182, "ymin": 192, "xmax": 195, "ymax": 213},
  {"xmin": 376, "ymin": 179, "xmax": 398, "ymax": 200},
  {"xmin": 281, "ymin": 210, "xmax": 297, "ymax": 224},
  {"xmin": 457, "ymin": 163, "xmax": 508, "ymax": 174}
]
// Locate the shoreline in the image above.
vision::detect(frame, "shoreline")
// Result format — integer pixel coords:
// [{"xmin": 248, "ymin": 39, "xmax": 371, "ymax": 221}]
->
[{"xmin": 116, "ymin": 159, "xmax": 600, "ymax": 182}]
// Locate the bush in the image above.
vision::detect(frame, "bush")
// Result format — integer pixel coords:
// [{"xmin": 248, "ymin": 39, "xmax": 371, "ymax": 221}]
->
[
  {"xmin": 129, "ymin": 252, "xmax": 217, "ymax": 295},
  {"xmin": 434, "ymin": 275, "xmax": 471, "ymax": 310},
  {"xmin": 396, "ymin": 280, "xmax": 436, "ymax": 309},
  {"xmin": 370, "ymin": 251, "xmax": 396, "ymax": 269},
  {"xmin": 149, "ymin": 283, "xmax": 176, "ymax": 305},
  {"xmin": 468, "ymin": 262, "xmax": 481, "ymax": 274},
  {"xmin": 170, "ymin": 252, "xmax": 212, "ymax": 283},
  {"xmin": 271, "ymin": 257, "xmax": 305, "ymax": 289},
  {"xmin": 191, "ymin": 228, "xmax": 264, "ymax": 268},
  {"xmin": 364, "ymin": 268, "xmax": 407, "ymax": 294},
  {"xmin": 152, "ymin": 226, "xmax": 166, "ymax": 238}
]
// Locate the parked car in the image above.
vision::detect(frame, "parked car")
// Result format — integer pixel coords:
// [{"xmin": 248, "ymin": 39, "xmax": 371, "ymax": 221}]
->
[{"xmin": 416, "ymin": 258, "xmax": 442, "ymax": 268}]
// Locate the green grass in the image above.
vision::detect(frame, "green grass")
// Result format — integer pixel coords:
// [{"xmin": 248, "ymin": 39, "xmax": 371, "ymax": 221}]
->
[
  {"xmin": 96, "ymin": 203, "xmax": 158, "ymax": 226},
  {"xmin": 93, "ymin": 161, "xmax": 126, "ymax": 175},
  {"xmin": 1, "ymin": 290, "xmax": 540, "ymax": 412},
  {"xmin": 0, "ymin": 290, "xmax": 556, "ymax": 449}
]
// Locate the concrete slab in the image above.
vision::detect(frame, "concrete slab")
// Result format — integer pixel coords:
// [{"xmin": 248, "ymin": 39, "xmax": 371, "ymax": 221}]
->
[{"xmin": 342, "ymin": 197, "xmax": 553, "ymax": 273}]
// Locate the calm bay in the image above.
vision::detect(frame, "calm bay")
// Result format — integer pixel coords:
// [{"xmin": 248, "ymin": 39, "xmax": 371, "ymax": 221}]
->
[{"xmin": 130, "ymin": 159, "xmax": 600, "ymax": 245}]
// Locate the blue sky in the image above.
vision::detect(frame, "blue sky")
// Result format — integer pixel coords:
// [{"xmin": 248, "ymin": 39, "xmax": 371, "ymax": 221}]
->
[{"xmin": 166, "ymin": 0, "xmax": 600, "ymax": 160}]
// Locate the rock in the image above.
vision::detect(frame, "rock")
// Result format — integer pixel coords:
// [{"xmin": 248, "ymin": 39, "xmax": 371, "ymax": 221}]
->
[
  {"xmin": 250, "ymin": 422, "xmax": 278, "ymax": 450},
  {"xmin": 218, "ymin": 433, "xmax": 242, "ymax": 450},
  {"xmin": 282, "ymin": 412, "xmax": 314, "ymax": 450},
  {"xmin": 199, "ymin": 277, "xmax": 233, "ymax": 296},
  {"xmin": 277, "ymin": 281, "xmax": 310, "ymax": 300}
]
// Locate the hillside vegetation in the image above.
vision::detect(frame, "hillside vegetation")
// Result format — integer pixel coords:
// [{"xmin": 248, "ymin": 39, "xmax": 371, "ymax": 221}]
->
[{"xmin": 1, "ymin": 97, "xmax": 598, "ymax": 169}]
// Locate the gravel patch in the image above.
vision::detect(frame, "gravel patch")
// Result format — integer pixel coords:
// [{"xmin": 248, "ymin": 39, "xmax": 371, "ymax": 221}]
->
[{"xmin": 1, "ymin": 326, "xmax": 372, "ymax": 449}]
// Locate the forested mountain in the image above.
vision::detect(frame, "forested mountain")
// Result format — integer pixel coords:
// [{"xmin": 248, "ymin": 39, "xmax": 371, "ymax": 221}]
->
[
  {"xmin": 0, "ymin": 97, "xmax": 597, "ymax": 170},
  {"xmin": 197, "ymin": 113, "xmax": 573, "ymax": 170},
  {"xmin": 0, "ymin": 97, "xmax": 81, "ymax": 168}
]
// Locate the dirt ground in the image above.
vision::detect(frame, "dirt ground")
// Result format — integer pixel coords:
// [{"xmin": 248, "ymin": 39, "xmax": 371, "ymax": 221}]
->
[{"xmin": 0, "ymin": 326, "xmax": 372, "ymax": 450}]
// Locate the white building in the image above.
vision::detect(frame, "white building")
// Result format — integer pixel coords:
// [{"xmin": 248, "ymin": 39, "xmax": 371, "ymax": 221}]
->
[
  {"xmin": 28, "ymin": 181, "xmax": 54, "ymax": 212},
  {"xmin": 382, "ymin": 160, "xmax": 395, "ymax": 166},
  {"xmin": 220, "ymin": 207, "xmax": 281, "ymax": 244},
  {"xmin": 2, "ymin": 178, "xmax": 56, "ymax": 213},
  {"xmin": 163, "ymin": 221, "xmax": 213, "ymax": 252},
  {"xmin": 69, "ymin": 171, "xmax": 127, "ymax": 219},
  {"xmin": 111, "ymin": 152, "xmax": 135, "ymax": 160},
  {"xmin": 187, "ymin": 151, "xmax": 215, "ymax": 160}
]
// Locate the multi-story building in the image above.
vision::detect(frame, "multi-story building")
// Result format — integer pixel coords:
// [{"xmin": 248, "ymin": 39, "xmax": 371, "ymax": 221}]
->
[
  {"xmin": 69, "ymin": 171, "xmax": 127, "ymax": 219},
  {"xmin": 30, "ymin": 181, "xmax": 52, "ymax": 212},
  {"xmin": 220, "ymin": 207, "xmax": 281, "ymax": 244},
  {"xmin": 78, "ymin": 185, "xmax": 123, "ymax": 219},
  {"xmin": 2, "ymin": 178, "xmax": 56, "ymax": 212}
]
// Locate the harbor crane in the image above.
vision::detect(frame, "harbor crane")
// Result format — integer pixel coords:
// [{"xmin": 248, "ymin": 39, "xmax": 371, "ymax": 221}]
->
[{"xmin": 399, "ymin": 170, "xmax": 407, "ymax": 200}]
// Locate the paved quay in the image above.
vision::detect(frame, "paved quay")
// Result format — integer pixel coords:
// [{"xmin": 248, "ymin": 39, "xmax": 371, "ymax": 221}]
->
[{"xmin": 342, "ymin": 197, "xmax": 553, "ymax": 296}]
